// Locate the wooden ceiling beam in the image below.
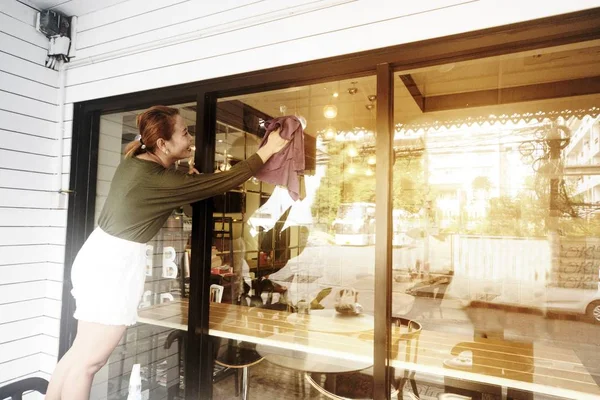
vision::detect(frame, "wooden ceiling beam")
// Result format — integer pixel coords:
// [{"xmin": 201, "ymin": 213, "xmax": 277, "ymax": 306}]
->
[
  {"xmin": 398, "ymin": 74, "xmax": 424, "ymax": 112},
  {"xmin": 422, "ymin": 75, "xmax": 600, "ymax": 112}
]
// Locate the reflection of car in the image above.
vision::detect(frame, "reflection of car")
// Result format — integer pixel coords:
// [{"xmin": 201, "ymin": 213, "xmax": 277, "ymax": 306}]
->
[
  {"xmin": 544, "ymin": 285, "xmax": 600, "ymax": 324},
  {"xmin": 450, "ymin": 280, "xmax": 600, "ymax": 324}
]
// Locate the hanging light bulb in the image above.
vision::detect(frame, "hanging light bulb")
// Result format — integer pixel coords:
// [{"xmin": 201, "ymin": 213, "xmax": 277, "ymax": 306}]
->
[
  {"xmin": 323, "ymin": 105, "xmax": 338, "ymax": 119},
  {"xmin": 365, "ymin": 168, "xmax": 374, "ymax": 177},
  {"xmin": 367, "ymin": 155, "xmax": 376, "ymax": 165},
  {"xmin": 347, "ymin": 145, "xmax": 358, "ymax": 158},
  {"xmin": 348, "ymin": 165, "xmax": 356, "ymax": 175},
  {"xmin": 325, "ymin": 126, "xmax": 336, "ymax": 140}
]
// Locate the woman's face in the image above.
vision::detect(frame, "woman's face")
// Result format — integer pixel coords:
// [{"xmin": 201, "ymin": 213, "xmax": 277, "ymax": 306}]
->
[{"xmin": 166, "ymin": 114, "xmax": 194, "ymax": 160}]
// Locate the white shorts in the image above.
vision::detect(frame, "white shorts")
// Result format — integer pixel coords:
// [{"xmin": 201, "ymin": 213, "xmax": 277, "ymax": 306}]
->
[{"xmin": 71, "ymin": 227, "xmax": 146, "ymax": 326}]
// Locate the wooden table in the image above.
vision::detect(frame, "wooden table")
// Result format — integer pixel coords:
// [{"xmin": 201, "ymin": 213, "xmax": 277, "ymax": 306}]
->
[
  {"xmin": 137, "ymin": 300, "xmax": 600, "ymax": 400},
  {"xmin": 286, "ymin": 309, "xmax": 374, "ymax": 334}
]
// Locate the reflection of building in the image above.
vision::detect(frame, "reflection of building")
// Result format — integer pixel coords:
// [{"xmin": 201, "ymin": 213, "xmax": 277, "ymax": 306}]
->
[
  {"xmin": 399, "ymin": 127, "xmax": 534, "ymax": 229},
  {"xmin": 563, "ymin": 116, "xmax": 600, "ymax": 205}
]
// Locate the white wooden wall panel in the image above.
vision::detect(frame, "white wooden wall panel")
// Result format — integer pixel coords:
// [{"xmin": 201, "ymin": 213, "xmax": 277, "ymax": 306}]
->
[
  {"xmin": 0, "ymin": 227, "xmax": 66, "ymax": 246},
  {"xmin": 0, "ymin": 149, "xmax": 55, "ymax": 173},
  {"xmin": 63, "ymin": 120, "xmax": 73, "ymax": 139},
  {"xmin": 0, "ymin": 110, "xmax": 57, "ymax": 139},
  {"xmin": 0, "ymin": 170, "xmax": 53, "ymax": 191},
  {"xmin": 43, "ymin": 297, "xmax": 62, "ymax": 318},
  {"xmin": 0, "ymin": 188, "xmax": 58, "ymax": 208},
  {"xmin": 0, "ymin": 336, "xmax": 43, "ymax": 363},
  {"xmin": 0, "ymin": 1, "xmax": 37, "ymax": 25},
  {"xmin": 0, "ymin": 281, "xmax": 48, "ymax": 304},
  {"xmin": 0, "ymin": 264, "xmax": 49, "ymax": 285},
  {"xmin": 0, "ymin": 319, "xmax": 44, "ymax": 344},
  {"xmin": 0, "ymin": 91, "xmax": 58, "ymax": 121},
  {"xmin": 0, "ymin": 3, "xmax": 60, "ymax": 381},
  {"xmin": 0, "ymin": 244, "xmax": 63, "ymax": 266},
  {"xmin": 75, "ymin": 0, "xmax": 296, "ymax": 54},
  {"xmin": 0, "ymin": 354, "xmax": 41, "ymax": 384},
  {"xmin": 39, "ymin": 352, "xmax": 58, "ymax": 375},
  {"xmin": 0, "ymin": 209, "xmax": 67, "ymax": 227},
  {"xmin": 76, "ymin": 0, "xmax": 185, "ymax": 32},
  {"xmin": 0, "ymin": 0, "xmax": 62, "ymax": 360},
  {"xmin": 0, "ymin": 52, "xmax": 57, "ymax": 87},
  {"xmin": 64, "ymin": 0, "xmax": 600, "ymax": 104},
  {"xmin": 1, "ymin": 130, "xmax": 57, "ymax": 155},
  {"xmin": 42, "ymin": 0, "xmax": 130, "ymax": 17},
  {"xmin": 0, "ymin": 12, "xmax": 48, "ymax": 48},
  {"xmin": 45, "ymin": 280, "xmax": 62, "ymax": 301},
  {"xmin": 0, "ymin": 71, "xmax": 57, "ymax": 105},
  {"xmin": 0, "ymin": 32, "xmax": 47, "ymax": 65}
]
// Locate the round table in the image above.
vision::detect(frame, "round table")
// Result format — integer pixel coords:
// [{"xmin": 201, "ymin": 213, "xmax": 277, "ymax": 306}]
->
[
  {"xmin": 286, "ymin": 309, "xmax": 374, "ymax": 334},
  {"xmin": 256, "ymin": 341, "xmax": 372, "ymax": 374},
  {"xmin": 256, "ymin": 333, "xmax": 373, "ymax": 397}
]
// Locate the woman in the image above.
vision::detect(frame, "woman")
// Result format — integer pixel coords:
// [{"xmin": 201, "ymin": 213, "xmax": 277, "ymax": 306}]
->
[{"xmin": 46, "ymin": 105, "xmax": 289, "ymax": 399}]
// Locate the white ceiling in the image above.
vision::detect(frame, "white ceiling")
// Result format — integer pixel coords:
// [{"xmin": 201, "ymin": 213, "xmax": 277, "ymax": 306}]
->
[{"xmin": 19, "ymin": 0, "xmax": 129, "ymax": 16}]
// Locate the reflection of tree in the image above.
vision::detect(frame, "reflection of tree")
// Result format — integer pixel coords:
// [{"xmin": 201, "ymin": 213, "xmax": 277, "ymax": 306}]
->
[
  {"xmin": 313, "ymin": 141, "xmax": 375, "ymax": 225},
  {"xmin": 312, "ymin": 141, "xmax": 426, "ymax": 225},
  {"xmin": 393, "ymin": 154, "xmax": 426, "ymax": 214},
  {"xmin": 472, "ymin": 176, "xmax": 492, "ymax": 192}
]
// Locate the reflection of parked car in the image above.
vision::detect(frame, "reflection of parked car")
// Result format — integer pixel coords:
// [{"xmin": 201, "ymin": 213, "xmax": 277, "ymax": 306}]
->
[
  {"xmin": 447, "ymin": 235, "xmax": 600, "ymax": 324},
  {"xmin": 450, "ymin": 280, "xmax": 600, "ymax": 324},
  {"xmin": 544, "ymin": 285, "xmax": 600, "ymax": 324}
]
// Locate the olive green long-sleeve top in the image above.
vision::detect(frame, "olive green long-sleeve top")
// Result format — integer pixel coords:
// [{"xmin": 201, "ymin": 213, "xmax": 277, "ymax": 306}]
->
[{"xmin": 98, "ymin": 154, "xmax": 264, "ymax": 243}]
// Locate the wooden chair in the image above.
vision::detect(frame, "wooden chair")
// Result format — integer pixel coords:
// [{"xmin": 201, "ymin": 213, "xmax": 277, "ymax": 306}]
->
[
  {"xmin": 0, "ymin": 378, "xmax": 49, "ymax": 400},
  {"xmin": 305, "ymin": 317, "xmax": 423, "ymax": 400}
]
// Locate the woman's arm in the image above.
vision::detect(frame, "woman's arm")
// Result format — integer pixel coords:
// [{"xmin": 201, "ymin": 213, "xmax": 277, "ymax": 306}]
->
[{"xmin": 145, "ymin": 128, "xmax": 288, "ymax": 209}]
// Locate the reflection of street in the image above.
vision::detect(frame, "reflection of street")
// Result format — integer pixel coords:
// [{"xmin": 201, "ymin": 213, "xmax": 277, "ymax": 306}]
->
[{"xmin": 269, "ymin": 240, "xmax": 600, "ymax": 391}]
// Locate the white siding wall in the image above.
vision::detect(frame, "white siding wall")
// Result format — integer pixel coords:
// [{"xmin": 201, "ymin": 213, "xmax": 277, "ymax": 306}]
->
[{"xmin": 0, "ymin": 0, "xmax": 65, "ymax": 390}]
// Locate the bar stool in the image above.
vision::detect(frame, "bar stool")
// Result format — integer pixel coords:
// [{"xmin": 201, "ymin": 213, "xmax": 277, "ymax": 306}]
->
[
  {"xmin": 214, "ymin": 339, "xmax": 264, "ymax": 400},
  {"xmin": 304, "ymin": 317, "xmax": 423, "ymax": 400}
]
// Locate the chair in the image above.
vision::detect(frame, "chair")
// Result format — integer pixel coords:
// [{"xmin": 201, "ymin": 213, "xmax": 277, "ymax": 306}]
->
[
  {"xmin": 305, "ymin": 317, "xmax": 423, "ymax": 400},
  {"xmin": 406, "ymin": 275, "xmax": 452, "ymax": 320},
  {"xmin": 213, "ymin": 285, "xmax": 271, "ymax": 400},
  {"xmin": 0, "ymin": 377, "xmax": 49, "ymax": 400},
  {"xmin": 210, "ymin": 284, "xmax": 224, "ymax": 303}
]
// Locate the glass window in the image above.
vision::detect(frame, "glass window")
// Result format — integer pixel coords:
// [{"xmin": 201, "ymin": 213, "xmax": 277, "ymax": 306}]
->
[
  {"xmin": 392, "ymin": 42, "xmax": 600, "ymax": 399},
  {"xmin": 209, "ymin": 77, "xmax": 379, "ymax": 398},
  {"xmin": 93, "ymin": 103, "xmax": 195, "ymax": 400}
]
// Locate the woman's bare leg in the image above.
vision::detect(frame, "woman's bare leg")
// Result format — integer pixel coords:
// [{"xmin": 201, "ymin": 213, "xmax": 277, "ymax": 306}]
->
[{"xmin": 46, "ymin": 320, "xmax": 126, "ymax": 400}]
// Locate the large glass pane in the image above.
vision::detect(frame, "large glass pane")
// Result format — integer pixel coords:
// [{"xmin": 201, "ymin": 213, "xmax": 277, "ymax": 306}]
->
[
  {"xmin": 92, "ymin": 103, "xmax": 196, "ymax": 400},
  {"xmin": 392, "ymin": 42, "xmax": 600, "ymax": 399},
  {"xmin": 208, "ymin": 77, "xmax": 379, "ymax": 398}
]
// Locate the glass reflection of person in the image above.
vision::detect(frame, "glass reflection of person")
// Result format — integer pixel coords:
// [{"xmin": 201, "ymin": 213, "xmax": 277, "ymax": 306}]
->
[{"xmin": 46, "ymin": 106, "xmax": 289, "ymax": 400}]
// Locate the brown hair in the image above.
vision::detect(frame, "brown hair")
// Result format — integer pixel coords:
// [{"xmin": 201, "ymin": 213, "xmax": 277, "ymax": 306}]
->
[{"xmin": 124, "ymin": 105, "xmax": 180, "ymax": 158}]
